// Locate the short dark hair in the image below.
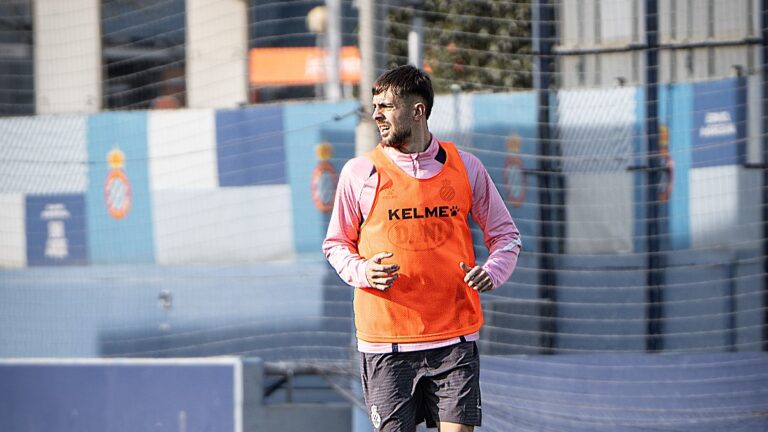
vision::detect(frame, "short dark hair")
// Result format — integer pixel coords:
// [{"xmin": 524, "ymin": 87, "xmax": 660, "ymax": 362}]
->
[{"xmin": 372, "ymin": 65, "xmax": 434, "ymax": 119}]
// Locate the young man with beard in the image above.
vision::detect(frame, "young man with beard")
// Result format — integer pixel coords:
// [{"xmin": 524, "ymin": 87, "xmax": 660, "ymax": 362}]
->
[{"xmin": 323, "ymin": 65, "xmax": 521, "ymax": 432}]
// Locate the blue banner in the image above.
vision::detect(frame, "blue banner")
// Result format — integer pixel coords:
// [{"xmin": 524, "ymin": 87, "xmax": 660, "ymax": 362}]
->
[
  {"xmin": 216, "ymin": 105, "xmax": 286, "ymax": 186},
  {"xmin": 692, "ymin": 78, "xmax": 746, "ymax": 168},
  {"xmin": 86, "ymin": 112, "xmax": 155, "ymax": 264},
  {"xmin": 25, "ymin": 194, "xmax": 88, "ymax": 266}
]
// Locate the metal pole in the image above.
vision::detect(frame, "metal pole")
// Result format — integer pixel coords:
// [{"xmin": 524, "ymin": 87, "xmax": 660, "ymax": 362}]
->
[
  {"xmin": 533, "ymin": 0, "xmax": 557, "ymax": 353},
  {"xmin": 408, "ymin": 8, "xmax": 424, "ymax": 68},
  {"xmin": 355, "ymin": 0, "xmax": 379, "ymax": 156},
  {"xmin": 375, "ymin": 3, "xmax": 389, "ymax": 79},
  {"xmin": 645, "ymin": 0, "xmax": 665, "ymax": 352},
  {"xmin": 325, "ymin": 0, "xmax": 342, "ymax": 102},
  {"xmin": 353, "ymin": 2, "xmax": 379, "ymax": 430},
  {"xmin": 761, "ymin": 0, "xmax": 768, "ymax": 351}
]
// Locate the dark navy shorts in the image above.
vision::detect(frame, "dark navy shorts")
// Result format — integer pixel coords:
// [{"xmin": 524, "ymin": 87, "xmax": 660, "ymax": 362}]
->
[{"xmin": 360, "ymin": 341, "xmax": 481, "ymax": 431}]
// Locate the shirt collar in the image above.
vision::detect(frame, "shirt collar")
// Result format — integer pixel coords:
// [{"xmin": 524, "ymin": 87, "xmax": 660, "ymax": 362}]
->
[{"xmin": 382, "ymin": 135, "xmax": 438, "ymax": 162}]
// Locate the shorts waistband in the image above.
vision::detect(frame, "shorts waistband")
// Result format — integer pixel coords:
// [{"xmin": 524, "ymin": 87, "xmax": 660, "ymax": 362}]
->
[
  {"xmin": 391, "ymin": 335, "xmax": 466, "ymax": 353},
  {"xmin": 358, "ymin": 332, "xmax": 480, "ymax": 354}
]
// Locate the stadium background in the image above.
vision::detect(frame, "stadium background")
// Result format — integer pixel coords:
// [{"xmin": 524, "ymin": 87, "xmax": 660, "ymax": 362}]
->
[{"xmin": 1, "ymin": 1, "xmax": 767, "ymax": 431}]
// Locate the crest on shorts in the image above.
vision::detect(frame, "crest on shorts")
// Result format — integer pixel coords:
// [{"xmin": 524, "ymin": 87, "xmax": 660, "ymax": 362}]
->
[{"xmin": 370, "ymin": 404, "xmax": 382, "ymax": 429}]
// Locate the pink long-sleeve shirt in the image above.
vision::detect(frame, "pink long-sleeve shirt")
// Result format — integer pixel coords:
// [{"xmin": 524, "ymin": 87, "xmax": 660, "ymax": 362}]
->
[{"xmin": 323, "ymin": 136, "xmax": 522, "ymax": 353}]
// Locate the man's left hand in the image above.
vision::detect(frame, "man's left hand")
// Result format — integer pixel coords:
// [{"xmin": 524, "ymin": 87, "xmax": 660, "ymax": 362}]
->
[{"xmin": 459, "ymin": 262, "xmax": 494, "ymax": 292}]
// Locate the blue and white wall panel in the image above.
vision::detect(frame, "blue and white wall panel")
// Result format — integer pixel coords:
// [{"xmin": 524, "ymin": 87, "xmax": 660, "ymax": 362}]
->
[
  {"xmin": 86, "ymin": 112, "xmax": 155, "ymax": 264},
  {"xmin": 689, "ymin": 78, "xmax": 752, "ymax": 250},
  {"xmin": 742, "ymin": 75, "xmax": 763, "ymax": 252},
  {"xmin": 556, "ymin": 88, "xmax": 644, "ymax": 352},
  {"xmin": 216, "ymin": 106, "xmax": 287, "ymax": 187},
  {"xmin": 472, "ymin": 91, "xmax": 538, "ymax": 300},
  {"xmin": 284, "ymin": 101, "xmax": 357, "ymax": 258},
  {"xmin": 147, "ymin": 108, "xmax": 295, "ymax": 263},
  {"xmin": 150, "ymin": 187, "xmax": 294, "ymax": 263},
  {"xmin": 747, "ymin": 75, "xmax": 763, "ymax": 164},
  {"xmin": 0, "ymin": 194, "xmax": 26, "ymax": 268},
  {"xmin": 149, "ymin": 108, "xmax": 220, "ymax": 265},
  {"xmin": 559, "ymin": 87, "xmax": 636, "ymax": 254},
  {"xmin": 148, "ymin": 109, "xmax": 218, "ymax": 190},
  {"xmin": 0, "ymin": 115, "xmax": 88, "ymax": 194},
  {"xmin": 471, "ymin": 91, "xmax": 539, "ymax": 243},
  {"xmin": 25, "ymin": 194, "xmax": 88, "ymax": 266},
  {"xmin": 0, "ymin": 115, "xmax": 88, "ymax": 267},
  {"xmin": 213, "ymin": 106, "xmax": 294, "ymax": 262},
  {"xmin": 660, "ymin": 83, "xmax": 694, "ymax": 250}
]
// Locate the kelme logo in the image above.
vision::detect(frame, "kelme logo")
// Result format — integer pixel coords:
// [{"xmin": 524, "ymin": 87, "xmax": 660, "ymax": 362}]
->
[{"xmin": 387, "ymin": 205, "xmax": 459, "ymax": 221}]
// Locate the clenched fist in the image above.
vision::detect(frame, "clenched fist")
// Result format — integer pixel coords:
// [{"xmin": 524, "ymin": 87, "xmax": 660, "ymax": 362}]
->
[
  {"xmin": 460, "ymin": 262, "xmax": 494, "ymax": 292},
  {"xmin": 365, "ymin": 252, "xmax": 400, "ymax": 290}
]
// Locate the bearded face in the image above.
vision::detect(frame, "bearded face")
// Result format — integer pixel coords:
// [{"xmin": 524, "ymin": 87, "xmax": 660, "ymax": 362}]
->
[
  {"xmin": 379, "ymin": 121, "xmax": 412, "ymax": 149},
  {"xmin": 372, "ymin": 90, "xmax": 416, "ymax": 150}
]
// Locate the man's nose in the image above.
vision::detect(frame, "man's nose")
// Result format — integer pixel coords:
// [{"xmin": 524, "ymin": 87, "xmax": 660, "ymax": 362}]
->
[{"xmin": 372, "ymin": 107, "xmax": 383, "ymax": 121}]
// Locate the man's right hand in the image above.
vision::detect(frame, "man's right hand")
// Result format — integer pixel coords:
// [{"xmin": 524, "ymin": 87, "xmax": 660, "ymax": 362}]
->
[{"xmin": 365, "ymin": 252, "xmax": 400, "ymax": 290}]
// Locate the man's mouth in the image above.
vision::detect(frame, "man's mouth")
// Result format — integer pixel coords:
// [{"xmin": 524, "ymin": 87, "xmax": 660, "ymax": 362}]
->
[{"xmin": 377, "ymin": 124, "xmax": 390, "ymax": 135}]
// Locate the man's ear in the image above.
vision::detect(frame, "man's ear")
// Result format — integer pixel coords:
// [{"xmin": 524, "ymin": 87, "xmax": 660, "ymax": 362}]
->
[{"xmin": 413, "ymin": 102, "xmax": 426, "ymax": 120}]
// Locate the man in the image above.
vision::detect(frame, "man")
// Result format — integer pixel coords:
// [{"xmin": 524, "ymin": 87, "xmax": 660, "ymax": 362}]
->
[{"xmin": 323, "ymin": 65, "xmax": 521, "ymax": 432}]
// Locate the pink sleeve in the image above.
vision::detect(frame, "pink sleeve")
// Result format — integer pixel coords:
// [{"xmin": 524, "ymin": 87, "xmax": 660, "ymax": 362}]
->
[
  {"xmin": 322, "ymin": 158, "xmax": 373, "ymax": 288},
  {"xmin": 462, "ymin": 152, "xmax": 522, "ymax": 289}
]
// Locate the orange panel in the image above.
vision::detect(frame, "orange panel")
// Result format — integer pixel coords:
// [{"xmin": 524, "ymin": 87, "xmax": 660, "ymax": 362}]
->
[{"xmin": 249, "ymin": 46, "xmax": 360, "ymax": 86}]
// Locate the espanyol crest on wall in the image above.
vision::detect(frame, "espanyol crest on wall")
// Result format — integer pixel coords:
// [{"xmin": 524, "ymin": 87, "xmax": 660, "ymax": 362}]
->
[
  {"xmin": 502, "ymin": 134, "xmax": 526, "ymax": 208},
  {"xmin": 104, "ymin": 147, "xmax": 132, "ymax": 220},
  {"xmin": 311, "ymin": 141, "xmax": 338, "ymax": 213}
]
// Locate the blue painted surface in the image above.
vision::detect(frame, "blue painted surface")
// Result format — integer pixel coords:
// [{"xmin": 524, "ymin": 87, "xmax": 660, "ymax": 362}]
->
[
  {"xmin": 555, "ymin": 254, "xmax": 646, "ymax": 352},
  {"xmin": 216, "ymin": 105, "xmax": 286, "ymax": 186},
  {"xmin": 664, "ymin": 251, "xmax": 732, "ymax": 351},
  {"xmin": 86, "ymin": 112, "xmax": 155, "ymax": 264},
  {"xmin": 0, "ymin": 361, "xmax": 236, "ymax": 432},
  {"xmin": 633, "ymin": 87, "xmax": 647, "ymax": 254},
  {"xmin": 481, "ymin": 353, "xmax": 768, "ymax": 432},
  {"xmin": 691, "ymin": 78, "xmax": 746, "ymax": 168},
  {"xmin": 734, "ymin": 252, "xmax": 764, "ymax": 350},
  {"xmin": 25, "ymin": 194, "xmax": 88, "ymax": 266},
  {"xmin": 283, "ymin": 101, "xmax": 358, "ymax": 257},
  {"xmin": 0, "ymin": 264, "xmax": 331, "ymax": 359},
  {"xmin": 472, "ymin": 92, "xmax": 539, "ymax": 254},
  {"xmin": 661, "ymin": 83, "xmax": 693, "ymax": 249}
]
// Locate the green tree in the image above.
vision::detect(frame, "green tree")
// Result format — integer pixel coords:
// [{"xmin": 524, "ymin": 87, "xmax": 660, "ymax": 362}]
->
[{"xmin": 386, "ymin": 0, "xmax": 532, "ymax": 93}]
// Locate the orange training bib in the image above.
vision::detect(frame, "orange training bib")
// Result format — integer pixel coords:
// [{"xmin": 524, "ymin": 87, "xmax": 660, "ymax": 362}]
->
[{"xmin": 354, "ymin": 141, "xmax": 483, "ymax": 343}]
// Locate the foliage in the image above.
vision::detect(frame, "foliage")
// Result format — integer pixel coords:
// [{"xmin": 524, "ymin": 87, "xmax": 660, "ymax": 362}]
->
[{"xmin": 386, "ymin": 0, "xmax": 532, "ymax": 93}]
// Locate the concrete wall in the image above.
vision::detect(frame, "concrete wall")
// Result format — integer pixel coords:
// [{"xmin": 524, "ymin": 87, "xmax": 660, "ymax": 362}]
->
[
  {"xmin": 34, "ymin": 0, "xmax": 102, "ymax": 114},
  {"xmin": 186, "ymin": 0, "xmax": 248, "ymax": 108}
]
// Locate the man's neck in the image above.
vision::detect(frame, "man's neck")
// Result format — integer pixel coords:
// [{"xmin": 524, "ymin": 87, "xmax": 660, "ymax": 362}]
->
[{"xmin": 399, "ymin": 130, "xmax": 432, "ymax": 154}]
